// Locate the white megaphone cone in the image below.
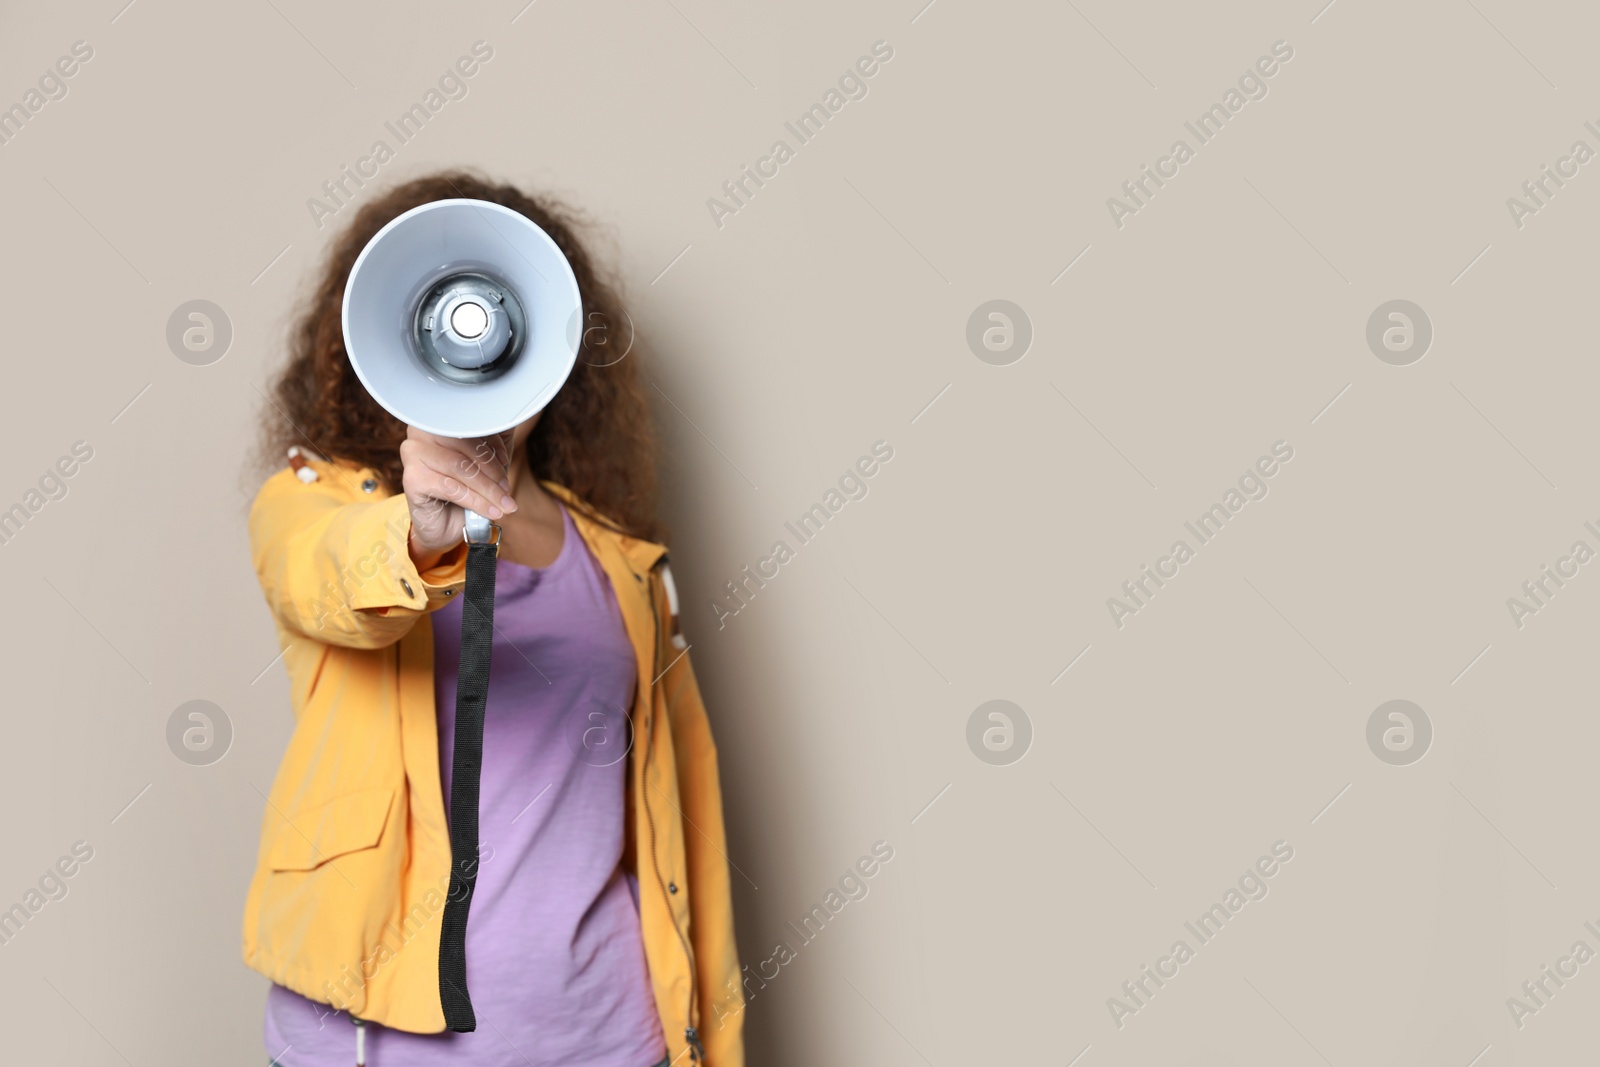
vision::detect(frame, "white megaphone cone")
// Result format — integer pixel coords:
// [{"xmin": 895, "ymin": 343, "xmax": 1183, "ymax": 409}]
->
[{"xmin": 342, "ymin": 197, "xmax": 582, "ymax": 537}]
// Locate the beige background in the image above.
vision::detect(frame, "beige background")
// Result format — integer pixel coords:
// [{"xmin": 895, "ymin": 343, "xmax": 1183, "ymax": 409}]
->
[{"xmin": 1, "ymin": 0, "xmax": 1596, "ymax": 1062}]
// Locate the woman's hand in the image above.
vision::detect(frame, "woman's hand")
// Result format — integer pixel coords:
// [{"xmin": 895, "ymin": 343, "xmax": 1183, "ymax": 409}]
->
[{"xmin": 401, "ymin": 426, "xmax": 518, "ymax": 566}]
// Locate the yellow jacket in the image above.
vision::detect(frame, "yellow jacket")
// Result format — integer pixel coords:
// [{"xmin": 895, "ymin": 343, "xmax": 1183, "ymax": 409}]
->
[{"xmin": 243, "ymin": 457, "xmax": 743, "ymax": 1066}]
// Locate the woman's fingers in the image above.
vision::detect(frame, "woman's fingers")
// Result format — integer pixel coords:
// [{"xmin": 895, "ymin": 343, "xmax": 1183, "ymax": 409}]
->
[
  {"xmin": 403, "ymin": 427, "xmax": 513, "ymax": 489},
  {"xmin": 401, "ymin": 437, "xmax": 516, "ymax": 517},
  {"xmin": 437, "ymin": 434, "xmax": 512, "ymax": 491},
  {"xmin": 404, "ymin": 464, "xmax": 507, "ymax": 522}
]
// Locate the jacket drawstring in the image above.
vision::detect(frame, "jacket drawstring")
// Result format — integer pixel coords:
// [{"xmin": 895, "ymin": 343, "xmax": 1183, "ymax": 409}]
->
[{"xmin": 353, "ymin": 1017, "xmax": 367, "ymax": 1066}]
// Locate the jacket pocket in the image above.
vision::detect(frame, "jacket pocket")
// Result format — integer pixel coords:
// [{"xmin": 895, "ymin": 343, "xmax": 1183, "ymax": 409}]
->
[{"xmin": 268, "ymin": 786, "xmax": 395, "ymax": 872}]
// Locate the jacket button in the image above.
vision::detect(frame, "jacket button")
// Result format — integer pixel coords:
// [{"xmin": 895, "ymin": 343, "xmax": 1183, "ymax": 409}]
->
[
  {"xmin": 361, "ymin": 478, "xmax": 378, "ymax": 493},
  {"xmin": 400, "ymin": 578, "xmax": 414, "ymax": 598},
  {"xmin": 668, "ymin": 882, "xmax": 678, "ymax": 894}
]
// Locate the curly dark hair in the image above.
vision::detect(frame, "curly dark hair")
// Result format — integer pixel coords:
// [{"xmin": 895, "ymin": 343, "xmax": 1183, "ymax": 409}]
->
[{"xmin": 258, "ymin": 170, "xmax": 662, "ymax": 541}]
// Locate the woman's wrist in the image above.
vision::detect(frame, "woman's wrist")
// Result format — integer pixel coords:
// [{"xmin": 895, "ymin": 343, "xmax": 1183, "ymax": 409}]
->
[{"xmin": 409, "ymin": 530, "xmax": 447, "ymax": 573}]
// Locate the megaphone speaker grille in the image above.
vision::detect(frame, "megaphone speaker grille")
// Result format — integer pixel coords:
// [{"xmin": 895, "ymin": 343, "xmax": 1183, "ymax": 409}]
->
[{"xmin": 415, "ymin": 272, "xmax": 523, "ymax": 380}]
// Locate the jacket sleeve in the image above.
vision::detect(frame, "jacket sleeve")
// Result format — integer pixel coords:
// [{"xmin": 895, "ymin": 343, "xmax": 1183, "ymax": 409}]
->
[
  {"xmin": 654, "ymin": 568, "xmax": 746, "ymax": 1065},
  {"xmin": 249, "ymin": 465, "xmax": 467, "ymax": 649}
]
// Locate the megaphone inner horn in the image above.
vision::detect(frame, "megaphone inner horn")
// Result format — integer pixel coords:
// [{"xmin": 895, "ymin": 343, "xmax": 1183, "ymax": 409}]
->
[{"xmin": 415, "ymin": 271, "xmax": 527, "ymax": 383}]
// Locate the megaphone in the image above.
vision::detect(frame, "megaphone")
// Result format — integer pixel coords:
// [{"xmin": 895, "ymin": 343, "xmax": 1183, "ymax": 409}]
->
[
  {"xmin": 342, "ymin": 196, "xmax": 582, "ymax": 445},
  {"xmin": 339, "ymin": 197, "xmax": 584, "ymax": 1032}
]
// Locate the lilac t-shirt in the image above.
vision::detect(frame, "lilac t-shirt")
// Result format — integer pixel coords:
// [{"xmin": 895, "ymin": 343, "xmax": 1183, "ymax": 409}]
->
[{"xmin": 266, "ymin": 503, "xmax": 667, "ymax": 1067}]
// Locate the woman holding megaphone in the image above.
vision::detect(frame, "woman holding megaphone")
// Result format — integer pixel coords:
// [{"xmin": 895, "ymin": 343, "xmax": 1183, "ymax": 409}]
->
[{"xmin": 247, "ymin": 173, "xmax": 742, "ymax": 1067}]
